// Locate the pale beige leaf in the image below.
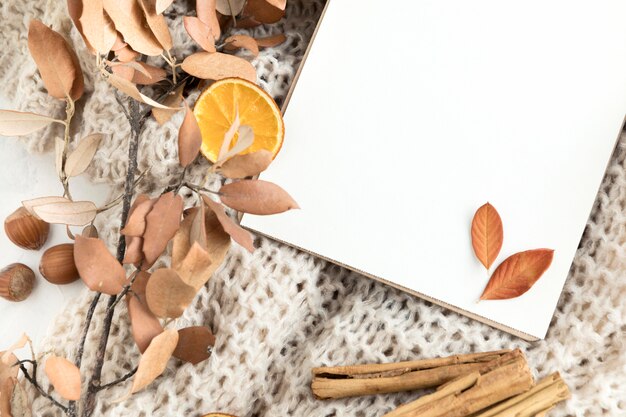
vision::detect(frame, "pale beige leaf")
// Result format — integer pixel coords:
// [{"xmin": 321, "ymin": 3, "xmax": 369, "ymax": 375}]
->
[
  {"xmin": 152, "ymin": 82, "xmax": 185, "ymax": 125},
  {"xmin": 224, "ymin": 34, "xmax": 259, "ymax": 56},
  {"xmin": 196, "ymin": 0, "xmax": 220, "ymax": 39},
  {"xmin": 173, "ymin": 326, "xmax": 215, "ymax": 365},
  {"xmin": 156, "ymin": 0, "xmax": 174, "ymax": 14},
  {"xmin": 175, "ymin": 242, "xmax": 212, "ymax": 291},
  {"xmin": 22, "ymin": 196, "xmax": 69, "ymax": 217},
  {"xmin": 65, "ymin": 133, "xmax": 103, "ymax": 177},
  {"xmin": 123, "ymin": 236, "xmax": 144, "ymax": 266},
  {"xmin": 0, "ymin": 110, "xmax": 60, "ymax": 136},
  {"xmin": 145, "ymin": 268, "xmax": 196, "ymax": 318},
  {"xmin": 138, "ymin": 0, "xmax": 173, "ymax": 50},
  {"xmin": 9, "ymin": 379, "xmax": 31, "ymax": 417},
  {"xmin": 130, "ymin": 62, "xmax": 167, "ymax": 85},
  {"xmin": 28, "ymin": 20, "xmax": 84, "ymax": 101},
  {"xmin": 219, "ymin": 180, "xmax": 299, "ymax": 215},
  {"xmin": 127, "ymin": 294, "xmax": 163, "ymax": 353},
  {"xmin": 216, "ymin": 125, "xmax": 254, "ymax": 164},
  {"xmin": 217, "ymin": 109, "xmax": 240, "ymax": 161},
  {"xmin": 44, "ymin": 356, "xmax": 81, "ymax": 401},
  {"xmin": 215, "ymin": 0, "xmax": 245, "ymax": 16},
  {"xmin": 54, "ymin": 138, "xmax": 64, "ymax": 178},
  {"xmin": 107, "ymin": 73, "xmax": 179, "ymax": 109},
  {"xmin": 181, "ymin": 52, "xmax": 256, "ymax": 83},
  {"xmin": 183, "ymin": 16, "xmax": 216, "ymax": 53},
  {"xmin": 103, "ymin": 0, "xmax": 163, "ymax": 56},
  {"xmin": 189, "ymin": 201, "xmax": 207, "ymax": 248},
  {"xmin": 178, "ymin": 102, "xmax": 202, "ymax": 167},
  {"xmin": 79, "ymin": 0, "xmax": 117, "ymax": 54},
  {"xmin": 116, "ymin": 45, "xmax": 140, "ymax": 62},
  {"xmin": 111, "ymin": 63, "xmax": 135, "ymax": 81},
  {"xmin": 111, "ymin": 32, "xmax": 127, "ymax": 50},
  {"xmin": 255, "ymin": 33, "xmax": 287, "ymax": 48},
  {"xmin": 203, "ymin": 196, "xmax": 254, "ymax": 252},
  {"xmin": 218, "ymin": 150, "xmax": 272, "ymax": 179},
  {"xmin": 121, "ymin": 197, "xmax": 156, "ymax": 237},
  {"xmin": 33, "ymin": 201, "xmax": 97, "ymax": 226},
  {"xmin": 74, "ymin": 235, "xmax": 127, "ymax": 295},
  {"xmin": 0, "ymin": 352, "xmax": 18, "ymax": 384},
  {"xmin": 130, "ymin": 329, "xmax": 178, "ymax": 393},
  {"xmin": 142, "ymin": 192, "xmax": 184, "ymax": 267}
]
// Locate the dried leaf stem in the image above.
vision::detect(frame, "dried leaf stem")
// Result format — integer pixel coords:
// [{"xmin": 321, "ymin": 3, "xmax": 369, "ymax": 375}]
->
[
  {"xmin": 61, "ymin": 98, "xmax": 76, "ymax": 200},
  {"xmin": 98, "ymin": 366, "xmax": 138, "ymax": 391},
  {"xmin": 19, "ymin": 362, "xmax": 69, "ymax": 413}
]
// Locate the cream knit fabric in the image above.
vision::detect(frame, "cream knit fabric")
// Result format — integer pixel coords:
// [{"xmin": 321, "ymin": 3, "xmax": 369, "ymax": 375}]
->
[{"xmin": 1, "ymin": 1, "xmax": 625, "ymax": 416}]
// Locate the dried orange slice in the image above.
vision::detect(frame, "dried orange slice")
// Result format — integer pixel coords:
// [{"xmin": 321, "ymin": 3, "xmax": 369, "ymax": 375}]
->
[{"xmin": 193, "ymin": 78, "xmax": 284, "ymax": 163}]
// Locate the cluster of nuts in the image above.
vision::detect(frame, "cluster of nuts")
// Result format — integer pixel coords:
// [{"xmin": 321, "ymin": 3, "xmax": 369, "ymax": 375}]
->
[{"xmin": 0, "ymin": 207, "xmax": 83, "ymax": 302}]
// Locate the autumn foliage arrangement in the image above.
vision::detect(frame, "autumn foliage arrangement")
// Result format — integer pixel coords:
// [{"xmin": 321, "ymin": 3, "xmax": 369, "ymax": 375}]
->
[{"xmin": 0, "ymin": 0, "xmax": 296, "ymax": 416}]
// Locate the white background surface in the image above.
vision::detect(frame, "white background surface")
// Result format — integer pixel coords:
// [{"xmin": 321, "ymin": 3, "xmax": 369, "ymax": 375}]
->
[
  {"xmin": 0, "ymin": 95, "xmax": 110, "ymax": 349},
  {"xmin": 244, "ymin": 0, "xmax": 626, "ymax": 339}
]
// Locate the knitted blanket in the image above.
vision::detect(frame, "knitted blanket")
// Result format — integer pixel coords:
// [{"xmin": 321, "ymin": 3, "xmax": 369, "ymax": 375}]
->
[{"xmin": 1, "ymin": 1, "xmax": 624, "ymax": 415}]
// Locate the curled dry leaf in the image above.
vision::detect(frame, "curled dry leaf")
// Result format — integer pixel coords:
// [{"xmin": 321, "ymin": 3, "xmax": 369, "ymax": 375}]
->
[
  {"xmin": 156, "ymin": 0, "xmax": 175, "ymax": 14},
  {"xmin": 255, "ymin": 33, "xmax": 287, "ymax": 48},
  {"xmin": 65, "ymin": 133, "xmax": 103, "ymax": 177},
  {"xmin": 244, "ymin": 0, "xmax": 285, "ymax": 24},
  {"xmin": 215, "ymin": 0, "xmax": 246, "ymax": 16},
  {"xmin": 178, "ymin": 102, "xmax": 203, "ymax": 167},
  {"xmin": 173, "ymin": 326, "xmax": 215, "ymax": 365},
  {"xmin": 183, "ymin": 16, "xmax": 216, "ymax": 53},
  {"xmin": 218, "ymin": 149, "xmax": 273, "ymax": 179},
  {"xmin": 224, "ymin": 34, "xmax": 259, "ymax": 56},
  {"xmin": 203, "ymin": 196, "xmax": 254, "ymax": 253},
  {"xmin": 480, "ymin": 249, "xmax": 555, "ymax": 301},
  {"xmin": 219, "ymin": 180, "xmax": 299, "ymax": 215},
  {"xmin": 142, "ymin": 192, "xmax": 184, "ymax": 267},
  {"xmin": 189, "ymin": 197, "xmax": 208, "ymax": 248},
  {"xmin": 145, "ymin": 268, "xmax": 196, "ymax": 318},
  {"xmin": 138, "ymin": 0, "xmax": 173, "ymax": 50},
  {"xmin": 44, "ymin": 356, "xmax": 81, "ymax": 401},
  {"xmin": 103, "ymin": 0, "xmax": 162, "ymax": 56},
  {"xmin": 130, "ymin": 328, "xmax": 178, "ymax": 394},
  {"xmin": 128, "ymin": 294, "xmax": 163, "ymax": 353},
  {"xmin": 196, "ymin": 0, "xmax": 221, "ymax": 39},
  {"xmin": 471, "ymin": 202, "xmax": 504, "ymax": 270},
  {"xmin": 74, "ymin": 235, "xmax": 127, "ymax": 295},
  {"xmin": 79, "ymin": 0, "xmax": 117, "ymax": 54},
  {"xmin": 28, "ymin": 20, "xmax": 84, "ymax": 101},
  {"xmin": 0, "ymin": 110, "xmax": 61, "ymax": 136},
  {"xmin": 181, "ymin": 52, "xmax": 256, "ymax": 83},
  {"xmin": 33, "ymin": 200, "xmax": 97, "ymax": 226},
  {"xmin": 121, "ymin": 198, "xmax": 156, "ymax": 237},
  {"xmin": 152, "ymin": 82, "xmax": 185, "ymax": 125}
]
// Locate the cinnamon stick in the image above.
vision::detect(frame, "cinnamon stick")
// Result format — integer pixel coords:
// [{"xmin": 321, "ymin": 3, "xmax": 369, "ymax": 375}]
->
[{"xmin": 311, "ymin": 349, "xmax": 514, "ymax": 400}]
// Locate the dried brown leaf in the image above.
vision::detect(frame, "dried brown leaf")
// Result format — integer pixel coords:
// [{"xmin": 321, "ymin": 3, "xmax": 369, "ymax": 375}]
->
[
  {"xmin": 178, "ymin": 102, "xmax": 202, "ymax": 167},
  {"xmin": 74, "ymin": 235, "xmax": 127, "ymax": 295},
  {"xmin": 471, "ymin": 202, "xmax": 504, "ymax": 270},
  {"xmin": 183, "ymin": 16, "xmax": 216, "ymax": 53},
  {"xmin": 121, "ymin": 198, "xmax": 156, "ymax": 237},
  {"xmin": 67, "ymin": 0, "xmax": 94, "ymax": 52},
  {"xmin": 33, "ymin": 200, "xmax": 97, "ymax": 226},
  {"xmin": 196, "ymin": 0, "xmax": 221, "ymax": 39},
  {"xmin": 81, "ymin": 225, "xmax": 99, "ymax": 238},
  {"xmin": 219, "ymin": 180, "xmax": 299, "ymax": 215},
  {"xmin": 130, "ymin": 328, "xmax": 178, "ymax": 393},
  {"xmin": 175, "ymin": 242, "xmax": 213, "ymax": 290},
  {"xmin": 156, "ymin": 0, "xmax": 174, "ymax": 14},
  {"xmin": 128, "ymin": 294, "xmax": 163, "ymax": 353},
  {"xmin": 145, "ymin": 268, "xmax": 196, "ymax": 318},
  {"xmin": 173, "ymin": 326, "xmax": 215, "ymax": 364},
  {"xmin": 480, "ymin": 249, "xmax": 555, "ymax": 300},
  {"xmin": 123, "ymin": 236, "xmax": 144, "ymax": 268},
  {"xmin": 215, "ymin": 0, "xmax": 246, "ymax": 16},
  {"xmin": 116, "ymin": 45, "xmax": 140, "ymax": 62},
  {"xmin": 65, "ymin": 133, "xmax": 103, "ymax": 177},
  {"xmin": 224, "ymin": 34, "xmax": 259, "ymax": 56},
  {"xmin": 189, "ymin": 199, "xmax": 208, "ymax": 249},
  {"xmin": 79, "ymin": 0, "xmax": 117, "ymax": 54},
  {"xmin": 0, "ymin": 352, "xmax": 18, "ymax": 386},
  {"xmin": 111, "ymin": 63, "xmax": 135, "ymax": 81},
  {"xmin": 244, "ymin": 0, "xmax": 285, "ymax": 24},
  {"xmin": 0, "ymin": 377, "xmax": 15, "ymax": 417},
  {"xmin": 22, "ymin": 196, "xmax": 69, "ymax": 217},
  {"xmin": 0, "ymin": 110, "xmax": 61, "ymax": 137},
  {"xmin": 103, "ymin": 0, "xmax": 162, "ymax": 56},
  {"xmin": 218, "ymin": 149, "xmax": 272, "ymax": 179},
  {"xmin": 255, "ymin": 33, "xmax": 287, "ymax": 48},
  {"xmin": 181, "ymin": 52, "xmax": 256, "ymax": 83},
  {"xmin": 28, "ymin": 20, "xmax": 84, "ymax": 101},
  {"xmin": 142, "ymin": 192, "xmax": 184, "ymax": 267},
  {"xmin": 152, "ymin": 82, "xmax": 185, "ymax": 125},
  {"xmin": 203, "ymin": 196, "xmax": 254, "ymax": 252},
  {"xmin": 44, "ymin": 356, "xmax": 81, "ymax": 401},
  {"xmin": 131, "ymin": 270, "xmax": 151, "ymax": 302},
  {"xmin": 1, "ymin": 335, "xmax": 28, "ymax": 365},
  {"xmin": 107, "ymin": 73, "xmax": 178, "ymax": 109},
  {"xmin": 130, "ymin": 62, "xmax": 167, "ymax": 85},
  {"xmin": 138, "ymin": 0, "xmax": 173, "ymax": 50}
]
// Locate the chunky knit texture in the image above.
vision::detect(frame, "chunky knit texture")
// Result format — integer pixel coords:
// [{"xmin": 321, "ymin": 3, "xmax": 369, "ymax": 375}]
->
[{"xmin": 1, "ymin": 1, "xmax": 625, "ymax": 416}]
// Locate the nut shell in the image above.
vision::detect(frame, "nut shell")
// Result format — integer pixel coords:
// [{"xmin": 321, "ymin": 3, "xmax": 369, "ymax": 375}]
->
[
  {"xmin": 39, "ymin": 244, "xmax": 80, "ymax": 285},
  {"xmin": 4, "ymin": 207, "xmax": 50, "ymax": 250},
  {"xmin": 0, "ymin": 263, "xmax": 35, "ymax": 302}
]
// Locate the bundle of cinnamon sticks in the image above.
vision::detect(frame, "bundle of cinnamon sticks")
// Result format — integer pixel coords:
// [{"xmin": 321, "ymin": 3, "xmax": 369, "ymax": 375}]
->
[{"xmin": 311, "ymin": 349, "xmax": 569, "ymax": 417}]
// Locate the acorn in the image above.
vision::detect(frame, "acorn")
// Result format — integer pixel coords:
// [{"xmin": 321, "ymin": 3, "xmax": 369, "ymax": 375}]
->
[
  {"xmin": 4, "ymin": 207, "xmax": 50, "ymax": 250},
  {"xmin": 39, "ymin": 244, "xmax": 80, "ymax": 285},
  {"xmin": 0, "ymin": 263, "xmax": 35, "ymax": 302}
]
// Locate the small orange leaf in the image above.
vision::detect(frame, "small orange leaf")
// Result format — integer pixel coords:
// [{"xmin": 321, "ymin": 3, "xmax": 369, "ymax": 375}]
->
[
  {"xmin": 74, "ymin": 235, "xmax": 127, "ymax": 295},
  {"xmin": 181, "ymin": 52, "xmax": 257, "ymax": 83},
  {"xmin": 178, "ymin": 102, "xmax": 203, "ymax": 167},
  {"xmin": 480, "ymin": 249, "xmax": 555, "ymax": 300},
  {"xmin": 173, "ymin": 326, "xmax": 215, "ymax": 365},
  {"xmin": 44, "ymin": 356, "xmax": 81, "ymax": 401},
  {"xmin": 127, "ymin": 294, "xmax": 163, "ymax": 353},
  {"xmin": 471, "ymin": 202, "xmax": 503, "ymax": 270},
  {"xmin": 219, "ymin": 180, "xmax": 299, "ymax": 215},
  {"xmin": 142, "ymin": 192, "xmax": 184, "ymax": 267},
  {"xmin": 218, "ymin": 149, "xmax": 273, "ymax": 179},
  {"xmin": 183, "ymin": 16, "xmax": 216, "ymax": 53}
]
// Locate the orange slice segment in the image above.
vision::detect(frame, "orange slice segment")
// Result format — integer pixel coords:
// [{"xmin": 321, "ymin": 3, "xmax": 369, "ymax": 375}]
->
[{"xmin": 193, "ymin": 77, "xmax": 284, "ymax": 163}]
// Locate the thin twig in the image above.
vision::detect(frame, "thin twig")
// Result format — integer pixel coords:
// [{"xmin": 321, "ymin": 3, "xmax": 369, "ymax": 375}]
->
[
  {"xmin": 97, "ymin": 366, "xmax": 138, "ymax": 391},
  {"xmin": 108, "ymin": 269, "xmax": 140, "ymax": 311},
  {"xmin": 19, "ymin": 363, "xmax": 69, "ymax": 414}
]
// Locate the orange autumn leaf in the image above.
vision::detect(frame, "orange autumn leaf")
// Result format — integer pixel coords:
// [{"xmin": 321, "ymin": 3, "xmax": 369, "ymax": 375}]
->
[
  {"xmin": 480, "ymin": 249, "xmax": 555, "ymax": 300},
  {"xmin": 219, "ymin": 180, "xmax": 299, "ymax": 215},
  {"xmin": 142, "ymin": 192, "xmax": 184, "ymax": 267},
  {"xmin": 74, "ymin": 235, "xmax": 126, "ymax": 295},
  {"xmin": 127, "ymin": 294, "xmax": 163, "ymax": 353},
  {"xmin": 471, "ymin": 202, "xmax": 503, "ymax": 270},
  {"xmin": 224, "ymin": 34, "xmax": 259, "ymax": 56},
  {"xmin": 44, "ymin": 356, "xmax": 81, "ymax": 401},
  {"xmin": 181, "ymin": 52, "xmax": 257, "ymax": 83},
  {"xmin": 183, "ymin": 16, "xmax": 216, "ymax": 53}
]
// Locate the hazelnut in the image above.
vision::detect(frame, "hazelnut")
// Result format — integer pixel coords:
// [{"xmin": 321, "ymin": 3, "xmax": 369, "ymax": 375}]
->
[
  {"xmin": 4, "ymin": 207, "xmax": 49, "ymax": 250},
  {"xmin": 0, "ymin": 263, "xmax": 35, "ymax": 302},
  {"xmin": 39, "ymin": 244, "xmax": 80, "ymax": 285}
]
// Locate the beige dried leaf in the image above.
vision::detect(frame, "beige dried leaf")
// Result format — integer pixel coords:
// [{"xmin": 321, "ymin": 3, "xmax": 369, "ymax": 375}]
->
[
  {"xmin": 224, "ymin": 34, "xmax": 259, "ymax": 56},
  {"xmin": 103, "ymin": 0, "xmax": 162, "ymax": 56},
  {"xmin": 81, "ymin": 225, "xmax": 99, "ymax": 238},
  {"xmin": 175, "ymin": 242, "xmax": 212, "ymax": 290},
  {"xmin": 189, "ymin": 201, "xmax": 208, "ymax": 248},
  {"xmin": 152, "ymin": 82, "xmax": 185, "ymax": 125},
  {"xmin": 107, "ymin": 73, "xmax": 178, "ymax": 109},
  {"xmin": 156, "ymin": 0, "xmax": 174, "ymax": 14},
  {"xmin": 255, "ymin": 33, "xmax": 287, "ymax": 48},
  {"xmin": 131, "ymin": 270, "xmax": 151, "ymax": 302},
  {"xmin": 218, "ymin": 149, "xmax": 272, "ymax": 179},
  {"xmin": 178, "ymin": 102, "xmax": 202, "ymax": 167},
  {"xmin": 130, "ymin": 62, "xmax": 167, "ymax": 85},
  {"xmin": 130, "ymin": 328, "xmax": 178, "ymax": 393},
  {"xmin": 111, "ymin": 63, "xmax": 135, "ymax": 81},
  {"xmin": 145, "ymin": 268, "xmax": 196, "ymax": 318},
  {"xmin": 54, "ymin": 138, "xmax": 64, "ymax": 178},
  {"xmin": 196, "ymin": 0, "xmax": 221, "ymax": 39},
  {"xmin": 173, "ymin": 326, "xmax": 215, "ymax": 365},
  {"xmin": 181, "ymin": 52, "xmax": 256, "ymax": 83},
  {"xmin": 123, "ymin": 236, "xmax": 144, "ymax": 266},
  {"xmin": 22, "ymin": 196, "xmax": 69, "ymax": 217},
  {"xmin": 74, "ymin": 235, "xmax": 127, "ymax": 295},
  {"xmin": 65, "ymin": 133, "xmax": 103, "ymax": 177},
  {"xmin": 33, "ymin": 200, "xmax": 97, "ymax": 226},
  {"xmin": 127, "ymin": 294, "xmax": 163, "ymax": 353},
  {"xmin": 142, "ymin": 192, "xmax": 184, "ymax": 267},
  {"xmin": 215, "ymin": 0, "xmax": 246, "ymax": 16},
  {"xmin": 121, "ymin": 197, "xmax": 156, "ymax": 237},
  {"xmin": 0, "ymin": 110, "xmax": 61, "ymax": 137},
  {"xmin": 67, "ymin": 0, "xmax": 94, "ymax": 53},
  {"xmin": 183, "ymin": 16, "xmax": 216, "ymax": 53},
  {"xmin": 79, "ymin": 0, "xmax": 117, "ymax": 54},
  {"xmin": 138, "ymin": 0, "xmax": 173, "ymax": 50},
  {"xmin": 116, "ymin": 45, "xmax": 140, "ymax": 62},
  {"xmin": 219, "ymin": 180, "xmax": 299, "ymax": 215},
  {"xmin": 28, "ymin": 20, "xmax": 84, "ymax": 101},
  {"xmin": 44, "ymin": 356, "xmax": 81, "ymax": 401},
  {"xmin": 203, "ymin": 196, "xmax": 254, "ymax": 253}
]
